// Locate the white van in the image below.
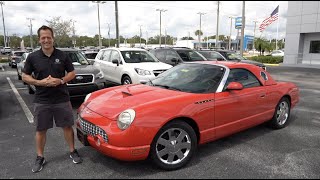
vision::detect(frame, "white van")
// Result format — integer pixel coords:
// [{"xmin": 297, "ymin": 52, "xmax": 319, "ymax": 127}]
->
[{"xmin": 94, "ymin": 48, "xmax": 173, "ymax": 85}]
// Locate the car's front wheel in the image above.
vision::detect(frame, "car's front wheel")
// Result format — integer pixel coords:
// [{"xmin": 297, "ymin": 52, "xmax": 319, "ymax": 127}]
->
[
  {"xmin": 121, "ymin": 76, "xmax": 132, "ymax": 85},
  {"xmin": 150, "ymin": 121, "xmax": 197, "ymax": 170},
  {"xmin": 269, "ymin": 97, "xmax": 291, "ymax": 129}
]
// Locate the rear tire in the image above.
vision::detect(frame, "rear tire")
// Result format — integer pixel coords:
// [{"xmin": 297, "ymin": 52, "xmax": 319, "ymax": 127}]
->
[
  {"xmin": 149, "ymin": 121, "xmax": 197, "ymax": 170},
  {"xmin": 269, "ymin": 97, "xmax": 290, "ymax": 129},
  {"xmin": 28, "ymin": 85, "xmax": 35, "ymax": 94}
]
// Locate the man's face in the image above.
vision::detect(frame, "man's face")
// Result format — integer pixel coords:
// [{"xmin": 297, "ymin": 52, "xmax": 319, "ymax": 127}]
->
[{"xmin": 39, "ymin": 29, "xmax": 54, "ymax": 50}]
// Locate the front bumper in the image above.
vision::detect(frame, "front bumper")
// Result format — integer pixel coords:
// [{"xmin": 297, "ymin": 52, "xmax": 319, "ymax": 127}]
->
[{"xmin": 75, "ymin": 109, "xmax": 150, "ymax": 161}]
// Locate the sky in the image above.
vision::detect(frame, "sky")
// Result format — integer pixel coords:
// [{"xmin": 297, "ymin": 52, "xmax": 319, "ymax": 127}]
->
[{"xmin": 1, "ymin": 1, "xmax": 288, "ymax": 41}]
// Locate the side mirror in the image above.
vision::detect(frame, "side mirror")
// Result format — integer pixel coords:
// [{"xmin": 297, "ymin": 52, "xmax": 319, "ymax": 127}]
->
[
  {"xmin": 226, "ymin": 82, "xmax": 243, "ymax": 90},
  {"xmin": 171, "ymin": 58, "xmax": 179, "ymax": 64},
  {"xmin": 112, "ymin": 59, "xmax": 119, "ymax": 66}
]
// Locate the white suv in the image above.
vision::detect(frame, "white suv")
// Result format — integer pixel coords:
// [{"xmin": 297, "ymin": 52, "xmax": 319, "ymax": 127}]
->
[{"xmin": 94, "ymin": 48, "xmax": 173, "ymax": 85}]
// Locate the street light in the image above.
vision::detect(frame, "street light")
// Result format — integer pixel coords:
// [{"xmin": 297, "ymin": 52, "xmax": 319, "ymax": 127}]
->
[
  {"xmin": 72, "ymin": 20, "xmax": 77, "ymax": 48},
  {"xmin": 92, "ymin": 1, "xmax": 106, "ymax": 49},
  {"xmin": 253, "ymin": 20, "xmax": 258, "ymax": 53},
  {"xmin": 197, "ymin": 12, "xmax": 206, "ymax": 50},
  {"xmin": 0, "ymin": 1, "xmax": 6, "ymax": 47},
  {"xmin": 156, "ymin": 9, "xmax": 167, "ymax": 47},
  {"xmin": 107, "ymin": 22, "xmax": 111, "ymax": 47},
  {"xmin": 228, "ymin": 16, "xmax": 235, "ymax": 50},
  {"xmin": 139, "ymin": 25, "xmax": 142, "ymax": 48},
  {"xmin": 26, "ymin": 18, "xmax": 35, "ymax": 49}
]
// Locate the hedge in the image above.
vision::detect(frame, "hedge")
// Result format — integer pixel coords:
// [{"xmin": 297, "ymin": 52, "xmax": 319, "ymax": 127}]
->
[{"xmin": 246, "ymin": 56, "xmax": 283, "ymax": 64}]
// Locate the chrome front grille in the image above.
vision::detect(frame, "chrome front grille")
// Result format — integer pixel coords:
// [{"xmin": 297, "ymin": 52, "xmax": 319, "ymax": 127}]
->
[
  {"xmin": 68, "ymin": 74, "xmax": 94, "ymax": 85},
  {"xmin": 153, "ymin": 69, "xmax": 167, "ymax": 77},
  {"xmin": 79, "ymin": 117, "xmax": 108, "ymax": 142}
]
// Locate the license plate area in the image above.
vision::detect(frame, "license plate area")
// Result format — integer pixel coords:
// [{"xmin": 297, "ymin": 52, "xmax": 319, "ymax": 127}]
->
[{"xmin": 77, "ymin": 128, "xmax": 90, "ymax": 146}]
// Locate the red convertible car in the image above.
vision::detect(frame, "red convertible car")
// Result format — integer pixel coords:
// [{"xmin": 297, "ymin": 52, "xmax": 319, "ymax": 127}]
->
[{"xmin": 76, "ymin": 61, "xmax": 299, "ymax": 170}]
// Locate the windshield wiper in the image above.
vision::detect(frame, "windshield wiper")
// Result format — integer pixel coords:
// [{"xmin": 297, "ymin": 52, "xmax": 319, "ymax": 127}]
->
[{"xmin": 153, "ymin": 84, "xmax": 182, "ymax": 91}]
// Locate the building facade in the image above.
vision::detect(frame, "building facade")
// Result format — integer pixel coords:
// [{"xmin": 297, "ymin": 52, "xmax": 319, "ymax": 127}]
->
[{"xmin": 284, "ymin": 1, "xmax": 320, "ymax": 65}]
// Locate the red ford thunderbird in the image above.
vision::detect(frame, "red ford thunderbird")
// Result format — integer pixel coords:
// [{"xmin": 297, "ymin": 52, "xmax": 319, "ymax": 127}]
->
[{"xmin": 76, "ymin": 61, "xmax": 299, "ymax": 170}]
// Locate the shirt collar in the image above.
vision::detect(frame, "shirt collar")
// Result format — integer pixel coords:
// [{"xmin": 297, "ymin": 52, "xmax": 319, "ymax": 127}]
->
[{"xmin": 40, "ymin": 46, "xmax": 57, "ymax": 57}]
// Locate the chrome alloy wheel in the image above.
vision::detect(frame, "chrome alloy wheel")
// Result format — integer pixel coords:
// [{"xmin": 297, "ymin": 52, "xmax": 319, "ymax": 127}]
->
[
  {"xmin": 156, "ymin": 128, "xmax": 191, "ymax": 165},
  {"xmin": 276, "ymin": 101, "xmax": 289, "ymax": 126},
  {"xmin": 123, "ymin": 79, "xmax": 131, "ymax": 84}
]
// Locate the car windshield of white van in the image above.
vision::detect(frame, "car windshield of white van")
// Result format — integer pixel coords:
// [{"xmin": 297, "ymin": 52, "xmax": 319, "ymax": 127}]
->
[{"xmin": 121, "ymin": 51, "xmax": 159, "ymax": 63}]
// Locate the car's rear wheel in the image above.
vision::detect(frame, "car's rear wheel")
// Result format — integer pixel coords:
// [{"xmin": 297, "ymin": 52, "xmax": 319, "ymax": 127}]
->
[
  {"xmin": 121, "ymin": 76, "xmax": 132, "ymax": 85},
  {"xmin": 28, "ymin": 85, "xmax": 35, "ymax": 94},
  {"xmin": 269, "ymin": 97, "xmax": 290, "ymax": 129},
  {"xmin": 150, "ymin": 121, "xmax": 197, "ymax": 170}
]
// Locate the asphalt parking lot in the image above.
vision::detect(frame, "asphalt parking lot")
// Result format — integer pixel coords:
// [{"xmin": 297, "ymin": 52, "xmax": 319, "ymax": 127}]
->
[{"xmin": 0, "ymin": 64, "xmax": 320, "ymax": 178}]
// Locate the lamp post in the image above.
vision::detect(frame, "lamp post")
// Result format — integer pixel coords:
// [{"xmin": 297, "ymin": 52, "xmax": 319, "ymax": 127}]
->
[
  {"xmin": 26, "ymin": 17, "xmax": 35, "ymax": 49},
  {"xmin": 197, "ymin": 12, "xmax": 205, "ymax": 50},
  {"xmin": 107, "ymin": 23, "xmax": 111, "ymax": 47},
  {"xmin": 92, "ymin": 1, "xmax": 106, "ymax": 49},
  {"xmin": 72, "ymin": 20, "xmax": 76, "ymax": 48},
  {"xmin": 0, "ymin": 1, "xmax": 6, "ymax": 47},
  {"xmin": 156, "ymin": 9, "xmax": 167, "ymax": 47},
  {"xmin": 139, "ymin": 25, "xmax": 142, "ymax": 48},
  {"xmin": 228, "ymin": 16, "xmax": 234, "ymax": 50},
  {"xmin": 240, "ymin": 1, "xmax": 245, "ymax": 56},
  {"xmin": 253, "ymin": 20, "xmax": 258, "ymax": 54}
]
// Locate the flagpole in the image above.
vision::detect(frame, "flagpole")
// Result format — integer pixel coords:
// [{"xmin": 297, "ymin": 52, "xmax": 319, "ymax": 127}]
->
[{"xmin": 275, "ymin": 6, "xmax": 279, "ymax": 50}]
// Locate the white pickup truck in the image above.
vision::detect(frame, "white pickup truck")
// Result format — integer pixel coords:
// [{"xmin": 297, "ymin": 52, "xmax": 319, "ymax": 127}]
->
[{"xmin": 1, "ymin": 47, "xmax": 11, "ymax": 54}]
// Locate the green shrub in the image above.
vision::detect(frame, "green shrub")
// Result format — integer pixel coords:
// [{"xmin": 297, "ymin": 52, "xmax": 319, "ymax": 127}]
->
[{"xmin": 246, "ymin": 56, "xmax": 283, "ymax": 64}]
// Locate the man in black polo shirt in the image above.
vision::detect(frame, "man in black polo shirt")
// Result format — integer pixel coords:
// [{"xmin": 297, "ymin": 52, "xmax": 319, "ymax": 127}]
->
[{"xmin": 22, "ymin": 25, "xmax": 83, "ymax": 173}]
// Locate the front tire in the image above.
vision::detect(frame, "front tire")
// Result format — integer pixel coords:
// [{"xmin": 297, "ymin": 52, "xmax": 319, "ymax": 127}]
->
[
  {"xmin": 269, "ymin": 97, "xmax": 291, "ymax": 129},
  {"xmin": 150, "ymin": 121, "xmax": 197, "ymax": 170},
  {"xmin": 121, "ymin": 76, "xmax": 132, "ymax": 85}
]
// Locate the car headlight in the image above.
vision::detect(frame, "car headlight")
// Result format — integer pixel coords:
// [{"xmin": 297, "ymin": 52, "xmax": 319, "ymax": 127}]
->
[
  {"xmin": 95, "ymin": 72, "xmax": 104, "ymax": 79},
  {"xmin": 84, "ymin": 93, "xmax": 91, "ymax": 102},
  {"xmin": 117, "ymin": 109, "xmax": 136, "ymax": 130},
  {"xmin": 134, "ymin": 68, "xmax": 151, "ymax": 76}
]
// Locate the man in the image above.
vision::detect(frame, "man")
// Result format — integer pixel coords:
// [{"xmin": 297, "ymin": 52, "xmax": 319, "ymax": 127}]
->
[{"xmin": 22, "ymin": 25, "xmax": 82, "ymax": 173}]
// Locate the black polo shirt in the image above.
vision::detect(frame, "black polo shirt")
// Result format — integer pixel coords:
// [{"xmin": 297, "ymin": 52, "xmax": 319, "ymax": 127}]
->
[{"xmin": 23, "ymin": 48, "xmax": 74, "ymax": 104}]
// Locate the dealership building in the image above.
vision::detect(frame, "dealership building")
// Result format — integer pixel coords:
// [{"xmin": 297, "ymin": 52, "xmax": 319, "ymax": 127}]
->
[{"xmin": 284, "ymin": 1, "xmax": 320, "ymax": 65}]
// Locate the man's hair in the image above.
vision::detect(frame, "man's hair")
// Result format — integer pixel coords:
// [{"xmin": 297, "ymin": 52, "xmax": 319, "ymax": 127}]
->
[{"xmin": 37, "ymin": 25, "xmax": 54, "ymax": 38}]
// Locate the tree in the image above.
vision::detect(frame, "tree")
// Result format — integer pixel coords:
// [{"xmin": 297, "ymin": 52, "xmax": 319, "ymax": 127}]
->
[
  {"xmin": 45, "ymin": 16, "xmax": 73, "ymax": 47},
  {"xmin": 181, "ymin": 36, "xmax": 194, "ymax": 40},
  {"xmin": 194, "ymin": 30, "xmax": 203, "ymax": 36}
]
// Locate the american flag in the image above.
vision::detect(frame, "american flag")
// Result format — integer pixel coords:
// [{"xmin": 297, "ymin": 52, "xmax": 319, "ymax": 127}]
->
[{"xmin": 259, "ymin": 5, "xmax": 279, "ymax": 32}]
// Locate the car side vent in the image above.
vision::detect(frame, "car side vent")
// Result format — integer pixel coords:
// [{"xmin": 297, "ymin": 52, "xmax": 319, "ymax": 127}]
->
[{"xmin": 195, "ymin": 99, "xmax": 214, "ymax": 104}]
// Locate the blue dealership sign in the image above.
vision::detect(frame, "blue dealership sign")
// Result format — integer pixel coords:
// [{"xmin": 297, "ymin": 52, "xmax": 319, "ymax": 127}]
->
[{"xmin": 235, "ymin": 17, "xmax": 242, "ymax": 29}]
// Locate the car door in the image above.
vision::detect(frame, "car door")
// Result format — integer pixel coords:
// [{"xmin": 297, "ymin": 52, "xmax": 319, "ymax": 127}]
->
[
  {"xmin": 108, "ymin": 50, "xmax": 123, "ymax": 84},
  {"xmin": 214, "ymin": 68, "xmax": 267, "ymax": 139},
  {"xmin": 96, "ymin": 50, "xmax": 112, "ymax": 82}
]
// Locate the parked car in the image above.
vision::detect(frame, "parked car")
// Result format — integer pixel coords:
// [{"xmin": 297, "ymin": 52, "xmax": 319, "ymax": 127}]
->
[
  {"xmin": 8, "ymin": 50, "xmax": 26, "ymax": 68},
  {"xmin": 76, "ymin": 61, "xmax": 299, "ymax": 170},
  {"xmin": 27, "ymin": 48, "xmax": 106, "ymax": 98},
  {"xmin": 83, "ymin": 51, "xmax": 98, "ymax": 64},
  {"xmin": 270, "ymin": 50, "xmax": 284, "ymax": 57},
  {"xmin": 1, "ymin": 46, "xmax": 11, "ymax": 54},
  {"xmin": 16, "ymin": 52, "xmax": 30, "ymax": 80},
  {"xmin": 93, "ymin": 47, "xmax": 172, "ymax": 85},
  {"xmin": 198, "ymin": 49, "xmax": 267, "ymax": 71},
  {"xmin": 149, "ymin": 47, "xmax": 207, "ymax": 66}
]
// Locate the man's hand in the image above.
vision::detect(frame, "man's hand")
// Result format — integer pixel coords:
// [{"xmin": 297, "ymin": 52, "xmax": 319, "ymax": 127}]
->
[{"xmin": 46, "ymin": 75, "xmax": 61, "ymax": 87}]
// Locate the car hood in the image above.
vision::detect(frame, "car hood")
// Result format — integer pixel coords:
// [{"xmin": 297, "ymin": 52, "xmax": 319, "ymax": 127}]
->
[
  {"xmin": 73, "ymin": 65, "xmax": 99, "ymax": 74},
  {"xmin": 125, "ymin": 62, "xmax": 172, "ymax": 71},
  {"xmin": 86, "ymin": 84, "xmax": 185, "ymax": 120},
  {"xmin": 240, "ymin": 60, "xmax": 265, "ymax": 66}
]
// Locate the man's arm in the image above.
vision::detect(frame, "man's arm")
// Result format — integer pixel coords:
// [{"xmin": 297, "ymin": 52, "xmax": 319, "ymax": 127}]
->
[
  {"xmin": 22, "ymin": 73, "xmax": 49, "ymax": 87},
  {"xmin": 61, "ymin": 70, "xmax": 76, "ymax": 84}
]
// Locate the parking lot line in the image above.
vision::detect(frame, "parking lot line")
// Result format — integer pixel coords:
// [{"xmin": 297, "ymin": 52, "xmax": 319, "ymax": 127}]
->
[{"xmin": 6, "ymin": 77, "xmax": 34, "ymax": 123}]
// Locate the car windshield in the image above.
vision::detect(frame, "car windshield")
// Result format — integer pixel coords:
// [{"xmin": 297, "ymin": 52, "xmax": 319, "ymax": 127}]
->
[
  {"xmin": 121, "ymin": 51, "xmax": 159, "ymax": 63},
  {"xmin": 225, "ymin": 52, "xmax": 246, "ymax": 61},
  {"xmin": 150, "ymin": 63, "xmax": 225, "ymax": 93},
  {"xmin": 198, "ymin": 51, "xmax": 224, "ymax": 60},
  {"xmin": 66, "ymin": 51, "xmax": 90, "ymax": 65},
  {"xmin": 13, "ymin": 52, "xmax": 25, "ymax": 56},
  {"xmin": 176, "ymin": 50, "xmax": 207, "ymax": 61}
]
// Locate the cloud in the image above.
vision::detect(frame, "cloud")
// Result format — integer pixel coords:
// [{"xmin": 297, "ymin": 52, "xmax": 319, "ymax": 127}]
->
[{"xmin": 0, "ymin": 1, "xmax": 288, "ymax": 41}]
